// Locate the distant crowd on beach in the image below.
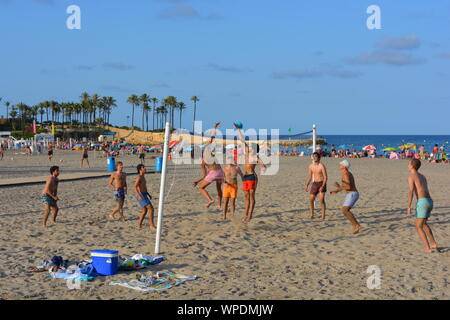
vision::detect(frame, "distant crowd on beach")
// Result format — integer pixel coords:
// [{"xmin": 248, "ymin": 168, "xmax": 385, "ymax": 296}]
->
[{"xmin": 279, "ymin": 143, "xmax": 448, "ymax": 164}]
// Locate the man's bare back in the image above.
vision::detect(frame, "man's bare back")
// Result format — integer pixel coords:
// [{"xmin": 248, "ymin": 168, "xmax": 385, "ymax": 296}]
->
[
  {"xmin": 409, "ymin": 172, "xmax": 431, "ymax": 199},
  {"xmin": 340, "ymin": 171, "xmax": 358, "ymax": 193}
]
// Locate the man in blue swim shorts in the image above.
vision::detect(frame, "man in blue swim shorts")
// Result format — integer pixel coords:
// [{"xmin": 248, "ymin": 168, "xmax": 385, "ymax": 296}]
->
[
  {"xmin": 108, "ymin": 161, "xmax": 127, "ymax": 222},
  {"xmin": 407, "ymin": 159, "xmax": 438, "ymax": 253},
  {"xmin": 330, "ymin": 160, "xmax": 361, "ymax": 234},
  {"xmin": 134, "ymin": 164, "xmax": 156, "ymax": 231}
]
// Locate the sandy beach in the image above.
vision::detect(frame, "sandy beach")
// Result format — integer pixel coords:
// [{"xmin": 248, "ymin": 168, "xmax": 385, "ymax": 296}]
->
[{"xmin": 0, "ymin": 150, "xmax": 448, "ymax": 300}]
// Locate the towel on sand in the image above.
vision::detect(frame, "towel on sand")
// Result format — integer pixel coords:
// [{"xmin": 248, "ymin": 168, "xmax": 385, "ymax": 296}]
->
[
  {"xmin": 119, "ymin": 255, "xmax": 165, "ymax": 271},
  {"xmin": 109, "ymin": 272, "xmax": 196, "ymax": 291}
]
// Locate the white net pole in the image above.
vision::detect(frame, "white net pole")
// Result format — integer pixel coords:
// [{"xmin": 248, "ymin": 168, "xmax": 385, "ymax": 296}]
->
[
  {"xmin": 154, "ymin": 122, "xmax": 171, "ymax": 255},
  {"xmin": 312, "ymin": 124, "xmax": 317, "ymax": 153}
]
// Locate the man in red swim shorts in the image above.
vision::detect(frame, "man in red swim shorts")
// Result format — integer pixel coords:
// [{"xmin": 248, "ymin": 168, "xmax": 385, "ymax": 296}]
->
[
  {"xmin": 234, "ymin": 123, "xmax": 266, "ymax": 223},
  {"xmin": 305, "ymin": 152, "xmax": 328, "ymax": 220}
]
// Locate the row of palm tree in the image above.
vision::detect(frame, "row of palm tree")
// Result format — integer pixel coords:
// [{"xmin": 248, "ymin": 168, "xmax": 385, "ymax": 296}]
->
[
  {"xmin": 3, "ymin": 93, "xmax": 200, "ymax": 133},
  {"xmin": 2, "ymin": 93, "xmax": 117, "ymax": 132},
  {"xmin": 126, "ymin": 94, "xmax": 198, "ymax": 131}
]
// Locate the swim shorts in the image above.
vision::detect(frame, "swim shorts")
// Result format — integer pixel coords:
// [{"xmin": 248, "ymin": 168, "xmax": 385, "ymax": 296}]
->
[
  {"xmin": 223, "ymin": 183, "xmax": 238, "ymax": 199},
  {"xmin": 41, "ymin": 194, "xmax": 57, "ymax": 207},
  {"xmin": 139, "ymin": 153, "xmax": 145, "ymax": 159},
  {"xmin": 310, "ymin": 181, "xmax": 327, "ymax": 196},
  {"xmin": 242, "ymin": 173, "xmax": 257, "ymax": 191},
  {"xmin": 204, "ymin": 169, "xmax": 224, "ymax": 183},
  {"xmin": 416, "ymin": 198, "xmax": 433, "ymax": 219},
  {"xmin": 114, "ymin": 189, "xmax": 126, "ymax": 201},
  {"xmin": 137, "ymin": 192, "xmax": 152, "ymax": 207},
  {"xmin": 343, "ymin": 191, "xmax": 359, "ymax": 208},
  {"xmin": 83, "ymin": 154, "xmax": 88, "ymax": 159},
  {"xmin": 48, "ymin": 150, "xmax": 53, "ymax": 156}
]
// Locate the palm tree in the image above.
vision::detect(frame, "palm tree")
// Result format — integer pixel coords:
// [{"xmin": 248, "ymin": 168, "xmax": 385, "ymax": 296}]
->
[
  {"xmin": 30, "ymin": 105, "xmax": 38, "ymax": 122},
  {"xmin": 74, "ymin": 103, "xmax": 82, "ymax": 125},
  {"xmin": 38, "ymin": 103, "xmax": 45, "ymax": 124},
  {"xmin": 4, "ymin": 101, "xmax": 10, "ymax": 122},
  {"xmin": 106, "ymin": 96, "xmax": 117, "ymax": 125},
  {"xmin": 101, "ymin": 96, "xmax": 116, "ymax": 125},
  {"xmin": 42, "ymin": 101, "xmax": 50, "ymax": 122},
  {"xmin": 91, "ymin": 93, "xmax": 100, "ymax": 122},
  {"xmin": 150, "ymin": 97, "xmax": 158, "ymax": 130},
  {"xmin": 64, "ymin": 103, "xmax": 73, "ymax": 125},
  {"xmin": 161, "ymin": 105, "xmax": 168, "ymax": 128},
  {"xmin": 164, "ymin": 96, "xmax": 177, "ymax": 129},
  {"xmin": 139, "ymin": 94, "xmax": 150, "ymax": 131},
  {"xmin": 177, "ymin": 102, "xmax": 186, "ymax": 129},
  {"xmin": 127, "ymin": 94, "xmax": 139, "ymax": 129},
  {"xmin": 191, "ymin": 96, "xmax": 199, "ymax": 133},
  {"xmin": 48, "ymin": 100, "xmax": 57, "ymax": 123},
  {"xmin": 80, "ymin": 92, "xmax": 90, "ymax": 125},
  {"xmin": 144, "ymin": 103, "xmax": 151, "ymax": 131},
  {"xmin": 16, "ymin": 102, "xmax": 28, "ymax": 134},
  {"xmin": 10, "ymin": 106, "xmax": 17, "ymax": 131}
]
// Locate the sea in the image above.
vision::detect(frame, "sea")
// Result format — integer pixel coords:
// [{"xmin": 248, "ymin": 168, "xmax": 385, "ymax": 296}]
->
[{"xmin": 280, "ymin": 135, "xmax": 450, "ymax": 153}]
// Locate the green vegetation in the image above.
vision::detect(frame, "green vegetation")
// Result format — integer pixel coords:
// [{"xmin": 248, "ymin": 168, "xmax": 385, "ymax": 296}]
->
[{"xmin": 2, "ymin": 92, "xmax": 198, "ymax": 136}]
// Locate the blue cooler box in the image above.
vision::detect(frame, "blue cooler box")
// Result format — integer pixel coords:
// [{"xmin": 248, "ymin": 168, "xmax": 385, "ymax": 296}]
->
[{"xmin": 91, "ymin": 250, "xmax": 119, "ymax": 276}]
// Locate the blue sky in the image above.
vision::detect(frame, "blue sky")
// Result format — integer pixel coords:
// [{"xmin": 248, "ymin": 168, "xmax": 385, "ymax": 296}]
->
[{"xmin": 0, "ymin": 0, "xmax": 449, "ymax": 134}]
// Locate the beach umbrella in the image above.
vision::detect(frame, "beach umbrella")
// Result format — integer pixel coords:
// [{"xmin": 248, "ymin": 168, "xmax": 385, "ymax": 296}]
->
[
  {"xmin": 168, "ymin": 141, "xmax": 179, "ymax": 148},
  {"xmin": 362, "ymin": 145, "xmax": 377, "ymax": 151},
  {"xmin": 400, "ymin": 143, "xmax": 417, "ymax": 150},
  {"xmin": 150, "ymin": 144, "xmax": 163, "ymax": 150},
  {"xmin": 383, "ymin": 147, "xmax": 397, "ymax": 152}
]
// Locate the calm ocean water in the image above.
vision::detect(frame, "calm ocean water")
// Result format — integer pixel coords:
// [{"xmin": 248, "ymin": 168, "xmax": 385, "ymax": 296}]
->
[{"xmin": 281, "ymin": 135, "xmax": 450, "ymax": 153}]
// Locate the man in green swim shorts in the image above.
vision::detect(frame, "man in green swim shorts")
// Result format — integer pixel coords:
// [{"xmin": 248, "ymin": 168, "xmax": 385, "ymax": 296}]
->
[
  {"xmin": 41, "ymin": 166, "xmax": 60, "ymax": 227},
  {"xmin": 407, "ymin": 159, "xmax": 438, "ymax": 253}
]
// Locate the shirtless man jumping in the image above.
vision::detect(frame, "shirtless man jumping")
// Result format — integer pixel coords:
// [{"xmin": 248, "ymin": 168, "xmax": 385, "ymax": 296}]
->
[
  {"xmin": 193, "ymin": 122, "xmax": 224, "ymax": 209},
  {"xmin": 305, "ymin": 152, "xmax": 328, "ymax": 219},
  {"xmin": 407, "ymin": 159, "xmax": 438, "ymax": 253},
  {"xmin": 135, "ymin": 164, "xmax": 156, "ymax": 230},
  {"xmin": 330, "ymin": 160, "xmax": 361, "ymax": 234},
  {"xmin": 234, "ymin": 123, "xmax": 267, "ymax": 223},
  {"xmin": 41, "ymin": 166, "xmax": 60, "ymax": 227},
  {"xmin": 222, "ymin": 156, "xmax": 243, "ymax": 219},
  {"xmin": 108, "ymin": 161, "xmax": 127, "ymax": 221}
]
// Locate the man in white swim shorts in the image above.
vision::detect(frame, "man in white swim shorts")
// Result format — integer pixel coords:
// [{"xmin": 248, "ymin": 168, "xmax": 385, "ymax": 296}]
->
[{"xmin": 330, "ymin": 160, "xmax": 361, "ymax": 234}]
